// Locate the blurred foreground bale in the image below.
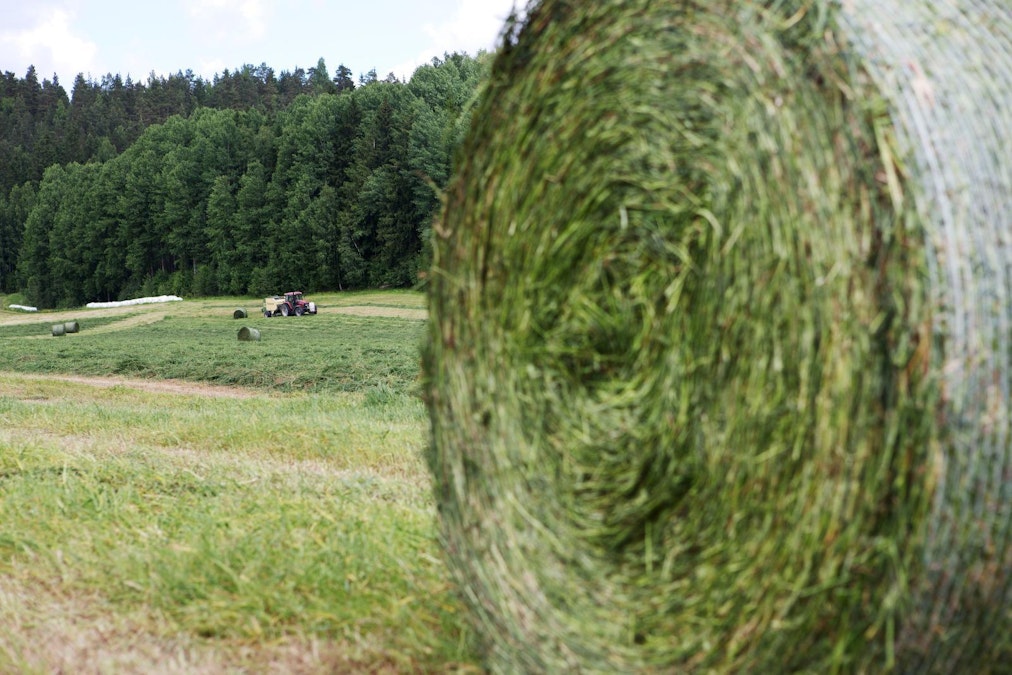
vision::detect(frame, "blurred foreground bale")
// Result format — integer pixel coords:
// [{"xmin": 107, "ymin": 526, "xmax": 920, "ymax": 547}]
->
[{"xmin": 424, "ymin": 1, "xmax": 1012, "ymax": 672}]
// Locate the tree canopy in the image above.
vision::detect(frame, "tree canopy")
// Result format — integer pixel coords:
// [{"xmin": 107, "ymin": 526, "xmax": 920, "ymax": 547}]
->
[{"xmin": 0, "ymin": 54, "xmax": 489, "ymax": 305}]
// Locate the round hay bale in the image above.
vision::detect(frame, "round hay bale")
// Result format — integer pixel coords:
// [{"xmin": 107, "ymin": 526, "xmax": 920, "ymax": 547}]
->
[
  {"xmin": 63, "ymin": 321, "xmax": 80, "ymax": 334},
  {"xmin": 233, "ymin": 308, "xmax": 248, "ymax": 319},
  {"xmin": 237, "ymin": 326, "xmax": 260, "ymax": 342},
  {"xmin": 51, "ymin": 324, "xmax": 65, "ymax": 337},
  {"xmin": 423, "ymin": 1, "xmax": 1012, "ymax": 672}
]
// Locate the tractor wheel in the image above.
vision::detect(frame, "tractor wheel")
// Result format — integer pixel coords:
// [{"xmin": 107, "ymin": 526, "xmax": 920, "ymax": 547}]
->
[
  {"xmin": 280, "ymin": 304, "xmax": 290, "ymax": 317},
  {"xmin": 264, "ymin": 309, "xmax": 272, "ymax": 317},
  {"xmin": 296, "ymin": 306, "xmax": 305, "ymax": 316}
]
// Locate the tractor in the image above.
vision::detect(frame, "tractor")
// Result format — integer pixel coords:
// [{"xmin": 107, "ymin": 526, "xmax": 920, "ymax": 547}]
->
[{"xmin": 263, "ymin": 291, "xmax": 317, "ymax": 317}]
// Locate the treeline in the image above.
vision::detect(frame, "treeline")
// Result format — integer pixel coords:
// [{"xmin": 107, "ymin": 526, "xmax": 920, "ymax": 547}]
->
[
  {"xmin": 0, "ymin": 60, "xmax": 360, "ymax": 199},
  {"xmin": 0, "ymin": 55, "xmax": 487, "ymax": 306}
]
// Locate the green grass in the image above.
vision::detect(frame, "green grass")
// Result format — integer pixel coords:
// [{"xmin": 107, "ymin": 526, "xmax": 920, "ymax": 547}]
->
[
  {"xmin": 0, "ymin": 293, "xmax": 425, "ymax": 394},
  {"xmin": 0, "ymin": 314, "xmax": 139, "ymax": 338},
  {"xmin": 0, "ymin": 292, "xmax": 478, "ymax": 673}
]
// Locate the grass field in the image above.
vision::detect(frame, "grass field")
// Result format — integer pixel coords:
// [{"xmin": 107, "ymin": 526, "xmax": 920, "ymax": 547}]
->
[{"xmin": 0, "ymin": 292, "xmax": 479, "ymax": 673}]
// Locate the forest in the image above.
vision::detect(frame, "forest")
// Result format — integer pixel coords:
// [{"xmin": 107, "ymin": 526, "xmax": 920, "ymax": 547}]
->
[{"xmin": 0, "ymin": 55, "xmax": 488, "ymax": 307}]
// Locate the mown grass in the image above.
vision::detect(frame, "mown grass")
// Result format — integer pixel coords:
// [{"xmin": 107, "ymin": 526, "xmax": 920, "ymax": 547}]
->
[
  {"xmin": 0, "ymin": 293, "xmax": 425, "ymax": 394},
  {"xmin": 0, "ymin": 313, "xmax": 139, "ymax": 338},
  {"xmin": 0, "ymin": 292, "xmax": 478, "ymax": 673}
]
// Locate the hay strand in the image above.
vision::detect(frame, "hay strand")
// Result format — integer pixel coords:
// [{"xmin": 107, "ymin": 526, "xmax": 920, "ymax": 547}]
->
[{"xmin": 424, "ymin": 0, "xmax": 1012, "ymax": 672}]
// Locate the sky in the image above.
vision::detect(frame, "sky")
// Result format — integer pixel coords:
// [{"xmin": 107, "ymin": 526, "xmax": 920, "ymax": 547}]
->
[{"xmin": 0, "ymin": 0, "xmax": 521, "ymax": 89}]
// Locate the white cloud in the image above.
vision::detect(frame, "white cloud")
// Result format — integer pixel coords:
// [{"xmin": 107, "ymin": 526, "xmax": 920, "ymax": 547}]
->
[
  {"xmin": 424, "ymin": 0, "xmax": 519, "ymax": 52},
  {"xmin": 183, "ymin": 0, "xmax": 271, "ymax": 42},
  {"xmin": 0, "ymin": 7, "xmax": 98, "ymax": 81},
  {"xmin": 386, "ymin": 0, "xmax": 519, "ymax": 81}
]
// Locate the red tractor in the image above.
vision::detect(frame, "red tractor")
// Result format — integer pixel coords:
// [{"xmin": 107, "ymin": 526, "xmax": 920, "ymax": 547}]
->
[{"xmin": 263, "ymin": 291, "xmax": 317, "ymax": 317}]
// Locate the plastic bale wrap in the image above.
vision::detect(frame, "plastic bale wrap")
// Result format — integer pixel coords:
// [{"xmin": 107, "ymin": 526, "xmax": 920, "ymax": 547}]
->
[{"xmin": 423, "ymin": 0, "xmax": 1012, "ymax": 672}]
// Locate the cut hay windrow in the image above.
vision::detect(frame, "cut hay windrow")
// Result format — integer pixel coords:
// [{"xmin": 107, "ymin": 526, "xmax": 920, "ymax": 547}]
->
[{"xmin": 423, "ymin": 1, "xmax": 1012, "ymax": 672}]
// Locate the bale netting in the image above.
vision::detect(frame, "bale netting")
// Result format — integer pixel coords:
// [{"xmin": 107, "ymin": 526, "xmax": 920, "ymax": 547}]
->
[
  {"xmin": 233, "ymin": 308, "xmax": 247, "ymax": 319},
  {"xmin": 423, "ymin": 1, "xmax": 1012, "ymax": 672},
  {"xmin": 237, "ymin": 326, "xmax": 260, "ymax": 342}
]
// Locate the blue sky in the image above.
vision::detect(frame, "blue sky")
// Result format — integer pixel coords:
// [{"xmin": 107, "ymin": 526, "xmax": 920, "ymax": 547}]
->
[{"xmin": 0, "ymin": 0, "xmax": 520, "ymax": 87}]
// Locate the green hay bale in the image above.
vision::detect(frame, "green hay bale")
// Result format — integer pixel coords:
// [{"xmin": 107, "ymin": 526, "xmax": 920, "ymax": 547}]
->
[
  {"xmin": 423, "ymin": 1, "xmax": 1012, "ymax": 672},
  {"xmin": 63, "ymin": 321, "xmax": 80, "ymax": 334},
  {"xmin": 233, "ymin": 308, "xmax": 248, "ymax": 319},
  {"xmin": 237, "ymin": 326, "xmax": 260, "ymax": 342},
  {"xmin": 51, "ymin": 324, "xmax": 65, "ymax": 337}
]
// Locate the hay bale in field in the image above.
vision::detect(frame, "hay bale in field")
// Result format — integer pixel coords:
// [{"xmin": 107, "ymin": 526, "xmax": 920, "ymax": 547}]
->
[
  {"xmin": 51, "ymin": 324, "xmax": 65, "ymax": 337},
  {"xmin": 63, "ymin": 321, "xmax": 79, "ymax": 334},
  {"xmin": 233, "ymin": 308, "xmax": 248, "ymax": 319},
  {"xmin": 423, "ymin": 1, "xmax": 1012, "ymax": 672},
  {"xmin": 237, "ymin": 326, "xmax": 260, "ymax": 342}
]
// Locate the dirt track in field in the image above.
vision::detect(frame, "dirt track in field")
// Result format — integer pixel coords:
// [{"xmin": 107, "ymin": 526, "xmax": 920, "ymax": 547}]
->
[{"xmin": 6, "ymin": 372, "xmax": 259, "ymax": 398}]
